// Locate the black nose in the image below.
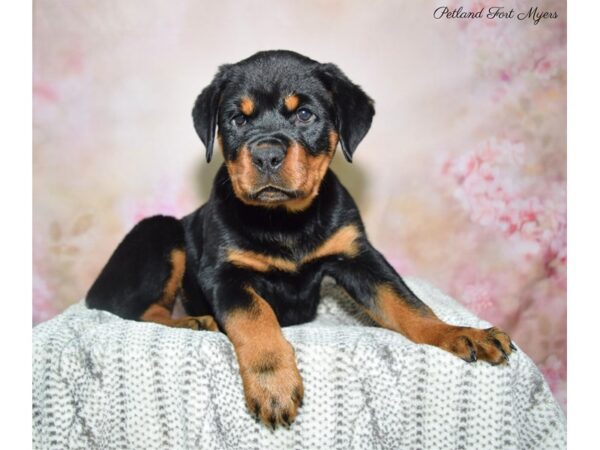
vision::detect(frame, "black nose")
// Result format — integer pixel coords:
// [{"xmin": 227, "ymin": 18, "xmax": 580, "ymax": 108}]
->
[{"xmin": 250, "ymin": 145, "xmax": 286, "ymax": 172}]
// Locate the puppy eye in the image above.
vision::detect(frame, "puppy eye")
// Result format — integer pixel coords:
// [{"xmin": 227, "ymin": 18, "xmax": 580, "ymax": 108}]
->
[
  {"xmin": 296, "ymin": 108, "xmax": 314, "ymax": 123},
  {"xmin": 232, "ymin": 115, "xmax": 247, "ymax": 127}
]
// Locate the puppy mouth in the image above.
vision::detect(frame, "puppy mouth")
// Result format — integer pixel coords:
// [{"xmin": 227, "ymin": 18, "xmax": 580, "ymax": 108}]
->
[{"xmin": 248, "ymin": 185, "xmax": 302, "ymax": 203}]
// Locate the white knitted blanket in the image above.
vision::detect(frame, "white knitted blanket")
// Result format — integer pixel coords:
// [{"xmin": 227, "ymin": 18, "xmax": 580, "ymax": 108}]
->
[{"xmin": 33, "ymin": 278, "xmax": 566, "ymax": 449}]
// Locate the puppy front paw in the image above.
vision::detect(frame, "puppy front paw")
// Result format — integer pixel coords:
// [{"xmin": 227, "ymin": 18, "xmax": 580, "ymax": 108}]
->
[
  {"xmin": 239, "ymin": 344, "xmax": 304, "ymax": 428},
  {"xmin": 437, "ymin": 326, "xmax": 515, "ymax": 365}
]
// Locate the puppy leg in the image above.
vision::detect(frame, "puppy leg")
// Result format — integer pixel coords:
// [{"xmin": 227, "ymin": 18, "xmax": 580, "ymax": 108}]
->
[
  {"xmin": 325, "ymin": 241, "xmax": 514, "ymax": 364},
  {"xmin": 86, "ymin": 215, "xmax": 217, "ymax": 331},
  {"xmin": 213, "ymin": 270, "xmax": 303, "ymax": 428}
]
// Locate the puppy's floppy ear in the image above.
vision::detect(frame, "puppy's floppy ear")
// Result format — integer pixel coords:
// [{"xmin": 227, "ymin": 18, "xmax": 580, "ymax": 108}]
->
[
  {"xmin": 316, "ymin": 63, "xmax": 375, "ymax": 162},
  {"xmin": 192, "ymin": 64, "xmax": 231, "ymax": 163}
]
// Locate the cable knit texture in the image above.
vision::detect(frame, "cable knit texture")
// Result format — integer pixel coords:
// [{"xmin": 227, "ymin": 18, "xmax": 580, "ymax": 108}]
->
[{"xmin": 33, "ymin": 278, "xmax": 566, "ymax": 449}]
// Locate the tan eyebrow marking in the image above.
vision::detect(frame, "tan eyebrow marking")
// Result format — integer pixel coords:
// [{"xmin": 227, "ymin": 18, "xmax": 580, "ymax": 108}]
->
[
  {"xmin": 240, "ymin": 96, "xmax": 255, "ymax": 115},
  {"xmin": 284, "ymin": 94, "xmax": 300, "ymax": 111}
]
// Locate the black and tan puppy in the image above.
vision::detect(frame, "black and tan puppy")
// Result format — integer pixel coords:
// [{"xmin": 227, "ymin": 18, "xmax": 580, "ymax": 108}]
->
[{"xmin": 87, "ymin": 50, "xmax": 514, "ymax": 428}]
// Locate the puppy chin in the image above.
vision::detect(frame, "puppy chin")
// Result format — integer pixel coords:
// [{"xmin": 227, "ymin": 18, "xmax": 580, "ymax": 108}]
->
[{"xmin": 247, "ymin": 186, "xmax": 302, "ymax": 204}]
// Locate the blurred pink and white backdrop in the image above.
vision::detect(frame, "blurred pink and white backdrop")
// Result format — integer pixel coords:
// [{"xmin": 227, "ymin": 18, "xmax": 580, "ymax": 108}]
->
[{"xmin": 33, "ymin": 1, "xmax": 566, "ymax": 410}]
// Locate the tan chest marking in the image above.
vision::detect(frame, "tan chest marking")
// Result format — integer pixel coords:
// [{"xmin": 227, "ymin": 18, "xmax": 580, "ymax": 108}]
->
[
  {"xmin": 302, "ymin": 224, "xmax": 361, "ymax": 263},
  {"xmin": 226, "ymin": 224, "xmax": 361, "ymax": 273},
  {"xmin": 227, "ymin": 249, "xmax": 297, "ymax": 273}
]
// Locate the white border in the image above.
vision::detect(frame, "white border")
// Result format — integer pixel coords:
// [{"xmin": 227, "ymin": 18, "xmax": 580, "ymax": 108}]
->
[
  {"xmin": 568, "ymin": 0, "xmax": 600, "ymax": 446},
  {"xmin": 8, "ymin": 0, "xmax": 595, "ymax": 444},
  {"xmin": 0, "ymin": 0, "xmax": 32, "ymax": 445}
]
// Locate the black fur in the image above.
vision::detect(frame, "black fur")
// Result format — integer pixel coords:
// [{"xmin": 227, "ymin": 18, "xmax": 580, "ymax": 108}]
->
[{"xmin": 87, "ymin": 216, "xmax": 185, "ymax": 319}]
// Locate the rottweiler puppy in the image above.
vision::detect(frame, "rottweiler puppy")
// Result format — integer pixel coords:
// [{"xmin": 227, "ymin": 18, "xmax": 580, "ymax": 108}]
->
[{"xmin": 87, "ymin": 50, "xmax": 514, "ymax": 428}]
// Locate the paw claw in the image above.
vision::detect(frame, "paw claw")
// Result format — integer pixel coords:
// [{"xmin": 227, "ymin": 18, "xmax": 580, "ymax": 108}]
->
[
  {"xmin": 490, "ymin": 337, "xmax": 509, "ymax": 362},
  {"xmin": 469, "ymin": 349, "xmax": 477, "ymax": 362},
  {"xmin": 240, "ymin": 344, "xmax": 304, "ymax": 429},
  {"xmin": 251, "ymin": 399, "xmax": 261, "ymax": 419},
  {"xmin": 268, "ymin": 415, "xmax": 277, "ymax": 430},
  {"xmin": 440, "ymin": 326, "xmax": 514, "ymax": 365}
]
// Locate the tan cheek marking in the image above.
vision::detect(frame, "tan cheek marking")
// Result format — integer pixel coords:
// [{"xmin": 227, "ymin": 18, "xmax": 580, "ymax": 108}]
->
[
  {"xmin": 227, "ymin": 249, "xmax": 298, "ymax": 273},
  {"xmin": 284, "ymin": 94, "xmax": 299, "ymax": 111},
  {"xmin": 280, "ymin": 143, "xmax": 308, "ymax": 190},
  {"xmin": 226, "ymin": 145, "xmax": 256, "ymax": 201},
  {"xmin": 286, "ymin": 153, "xmax": 332, "ymax": 212},
  {"xmin": 240, "ymin": 96, "xmax": 254, "ymax": 116},
  {"xmin": 328, "ymin": 130, "xmax": 339, "ymax": 152},
  {"xmin": 302, "ymin": 225, "xmax": 361, "ymax": 263},
  {"xmin": 306, "ymin": 152, "xmax": 333, "ymax": 189},
  {"xmin": 278, "ymin": 141, "xmax": 335, "ymax": 213}
]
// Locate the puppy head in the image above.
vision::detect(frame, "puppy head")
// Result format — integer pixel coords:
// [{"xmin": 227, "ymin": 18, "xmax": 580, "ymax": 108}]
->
[{"xmin": 192, "ymin": 50, "xmax": 374, "ymax": 211}]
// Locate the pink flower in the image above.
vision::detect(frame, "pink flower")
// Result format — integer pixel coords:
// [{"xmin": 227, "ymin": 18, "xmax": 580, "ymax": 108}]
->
[
  {"xmin": 444, "ymin": 138, "xmax": 565, "ymax": 271},
  {"xmin": 33, "ymin": 83, "xmax": 59, "ymax": 103}
]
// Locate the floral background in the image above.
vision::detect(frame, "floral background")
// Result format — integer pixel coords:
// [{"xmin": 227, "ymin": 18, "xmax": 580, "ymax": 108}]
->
[{"xmin": 33, "ymin": 0, "xmax": 566, "ymax": 411}]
